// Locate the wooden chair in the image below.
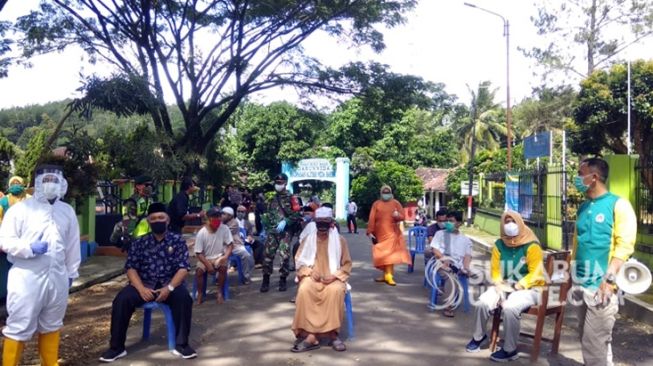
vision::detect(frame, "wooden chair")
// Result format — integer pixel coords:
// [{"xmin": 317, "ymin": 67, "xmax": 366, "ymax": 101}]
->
[{"xmin": 489, "ymin": 250, "xmax": 571, "ymax": 362}]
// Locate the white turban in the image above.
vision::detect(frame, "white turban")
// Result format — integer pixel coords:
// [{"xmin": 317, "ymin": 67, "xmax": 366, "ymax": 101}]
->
[{"xmin": 315, "ymin": 207, "xmax": 333, "ymax": 218}]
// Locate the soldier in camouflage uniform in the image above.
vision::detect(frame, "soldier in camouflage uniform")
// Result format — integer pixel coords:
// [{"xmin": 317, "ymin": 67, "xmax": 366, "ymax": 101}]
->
[{"xmin": 260, "ymin": 173, "xmax": 303, "ymax": 293}]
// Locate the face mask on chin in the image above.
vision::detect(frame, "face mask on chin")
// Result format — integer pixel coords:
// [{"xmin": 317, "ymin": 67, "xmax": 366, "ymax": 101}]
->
[{"xmin": 150, "ymin": 221, "xmax": 167, "ymax": 235}]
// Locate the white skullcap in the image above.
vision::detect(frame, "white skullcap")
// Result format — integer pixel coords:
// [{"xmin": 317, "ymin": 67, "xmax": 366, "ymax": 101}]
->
[
  {"xmin": 315, "ymin": 207, "xmax": 333, "ymax": 218},
  {"xmin": 222, "ymin": 206, "xmax": 234, "ymax": 216}
]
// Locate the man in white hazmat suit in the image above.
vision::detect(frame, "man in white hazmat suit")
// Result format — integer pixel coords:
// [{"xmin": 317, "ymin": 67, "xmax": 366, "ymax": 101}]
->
[{"xmin": 0, "ymin": 164, "xmax": 80, "ymax": 366}]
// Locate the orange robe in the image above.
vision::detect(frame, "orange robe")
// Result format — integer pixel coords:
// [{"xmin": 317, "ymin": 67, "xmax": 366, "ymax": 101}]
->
[{"xmin": 366, "ymin": 199, "xmax": 411, "ymax": 269}]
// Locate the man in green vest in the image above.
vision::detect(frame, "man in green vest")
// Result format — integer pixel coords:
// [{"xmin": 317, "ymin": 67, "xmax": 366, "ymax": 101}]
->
[
  {"xmin": 126, "ymin": 175, "xmax": 154, "ymax": 238},
  {"xmin": 572, "ymin": 157, "xmax": 636, "ymax": 366}
]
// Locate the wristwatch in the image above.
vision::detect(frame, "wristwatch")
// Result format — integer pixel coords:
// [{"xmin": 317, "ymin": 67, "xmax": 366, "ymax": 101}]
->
[
  {"xmin": 167, "ymin": 284, "xmax": 175, "ymax": 292},
  {"xmin": 605, "ymin": 273, "xmax": 616, "ymax": 285}
]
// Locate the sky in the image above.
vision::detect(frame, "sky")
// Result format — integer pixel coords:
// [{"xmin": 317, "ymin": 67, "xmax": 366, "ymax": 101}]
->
[{"xmin": 0, "ymin": 0, "xmax": 652, "ymax": 110}]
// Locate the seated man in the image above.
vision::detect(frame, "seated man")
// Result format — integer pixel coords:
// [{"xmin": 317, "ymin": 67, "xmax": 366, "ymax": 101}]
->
[
  {"xmin": 222, "ymin": 206, "xmax": 254, "ymax": 284},
  {"xmin": 195, "ymin": 207, "xmax": 234, "ymax": 304},
  {"xmin": 99, "ymin": 203, "xmax": 196, "ymax": 363},
  {"xmin": 425, "ymin": 209, "xmax": 448, "ymax": 264},
  {"xmin": 291, "ymin": 207, "xmax": 352, "ymax": 353},
  {"xmin": 236, "ymin": 205, "xmax": 264, "ymax": 267},
  {"xmin": 465, "ymin": 211, "xmax": 545, "ymax": 362},
  {"xmin": 429, "ymin": 211, "xmax": 472, "ymax": 317}
]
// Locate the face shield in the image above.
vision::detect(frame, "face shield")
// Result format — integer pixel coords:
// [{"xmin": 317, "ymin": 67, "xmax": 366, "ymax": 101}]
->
[{"xmin": 34, "ymin": 165, "xmax": 68, "ymax": 202}]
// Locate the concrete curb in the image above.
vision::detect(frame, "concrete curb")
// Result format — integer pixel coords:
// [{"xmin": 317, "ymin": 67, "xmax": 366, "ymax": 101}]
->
[
  {"xmin": 69, "ymin": 267, "xmax": 125, "ymax": 294},
  {"xmin": 467, "ymin": 233, "xmax": 653, "ymax": 327}
]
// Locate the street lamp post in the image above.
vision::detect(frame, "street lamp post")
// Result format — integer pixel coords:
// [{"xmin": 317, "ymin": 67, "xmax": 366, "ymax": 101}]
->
[{"xmin": 464, "ymin": 2, "xmax": 512, "ymax": 170}]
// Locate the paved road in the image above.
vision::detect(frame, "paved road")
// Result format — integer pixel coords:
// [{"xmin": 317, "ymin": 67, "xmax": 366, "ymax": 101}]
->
[{"xmin": 107, "ymin": 232, "xmax": 653, "ymax": 366}]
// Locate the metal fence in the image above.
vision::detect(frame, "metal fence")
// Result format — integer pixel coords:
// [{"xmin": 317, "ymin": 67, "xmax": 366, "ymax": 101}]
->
[{"xmin": 636, "ymin": 159, "xmax": 653, "ymax": 234}]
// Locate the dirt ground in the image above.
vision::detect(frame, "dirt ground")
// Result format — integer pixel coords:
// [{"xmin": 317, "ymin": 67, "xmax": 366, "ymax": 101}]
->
[{"xmin": 0, "ymin": 276, "xmax": 130, "ymax": 366}]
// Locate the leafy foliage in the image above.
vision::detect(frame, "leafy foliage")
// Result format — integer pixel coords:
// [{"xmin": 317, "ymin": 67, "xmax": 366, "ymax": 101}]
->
[
  {"xmin": 14, "ymin": 129, "xmax": 47, "ymax": 183},
  {"xmin": 15, "ymin": 0, "xmax": 416, "ymax": 154},
  {"xmin": 523, "ymin": 0, "xmax": 653, "ymax": 83},
  {"xmin": 572, "ymin": 59, "xmax": 653, "ymax": 159}
]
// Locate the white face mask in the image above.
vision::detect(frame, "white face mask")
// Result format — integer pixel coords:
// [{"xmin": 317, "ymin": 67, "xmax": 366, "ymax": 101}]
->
[
  {"xmin": 504, "ymin": 222, "xmax": 520, "ymax": 237},
  {"xmin": 42, "ymin": 182, "xmax": 60, "ymax": 200},
  {"xmin": 274, "ymin": 184, "xmax": 285, "ymax": 192}
]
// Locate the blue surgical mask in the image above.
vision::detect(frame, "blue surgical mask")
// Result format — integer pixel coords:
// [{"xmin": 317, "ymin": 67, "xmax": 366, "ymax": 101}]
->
[
  {"xmin": 444, "ymin": 222, "xmax": 455, "ymax": 232},
  {"xmin": 381, "ymin": 193, "xmax": 393, "ymax": 201},
  {"xmin": 574, "ymin": 175, "xmax": 590, "ymax": 194}
]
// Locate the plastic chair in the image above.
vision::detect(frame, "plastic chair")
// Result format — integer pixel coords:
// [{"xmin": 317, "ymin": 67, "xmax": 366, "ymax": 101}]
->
[
  {"xmin": 140, "ymin": 302, "xmax": 176, "ymax": 351},
  {"xmin": 192, "ymin": 271, "xmax": 229, "ymax": 301},
  {"xmin": 344, "ymin": 286, "xmax": 355, "ymax": 341},
  {"xmin": 428, "ymin": 271, "xmax": 470, "ymax": 313},
  {"xmin": 407, "ymin": 226, "xmax": 428, "ymax": 273}
]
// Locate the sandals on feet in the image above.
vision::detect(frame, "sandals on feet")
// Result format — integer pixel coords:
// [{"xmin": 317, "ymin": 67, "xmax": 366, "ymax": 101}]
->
[
  {"xmin": 330, "ymin": 338, "xmax": 346, "ymax": 352},
  {"xmin": 291, "ymin": 341, "xmax": 320, "ymax": 353},
  {"xmin": 443, "ymin": 308, "xmax": 455, "ymax": 318}
]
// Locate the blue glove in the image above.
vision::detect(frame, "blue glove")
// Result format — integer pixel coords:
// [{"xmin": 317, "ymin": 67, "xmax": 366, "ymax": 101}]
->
[
  {"xmin": 275, "ymin": 220, "xmax": 287, "ymax": 233},
  {"xmin": 69, "ymin": 278, "xmax": 73, "ymax": 288},
  {"xmin": 30, "ymin": 232, "xmax": 48, "ymax": 255}
]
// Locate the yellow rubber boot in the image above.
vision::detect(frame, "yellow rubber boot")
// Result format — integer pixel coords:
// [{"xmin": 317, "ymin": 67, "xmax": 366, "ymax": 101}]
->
[
  {"xmin": 38, "ymin": 330, "xmax": 61, "ymax": 366},
  {"xmin": 384, "ymin": 265, "xmax": 396, "ymax": 286},
  {"xmin": 2, "ymin": 337, "xmax": 25, "ymax": 366}
]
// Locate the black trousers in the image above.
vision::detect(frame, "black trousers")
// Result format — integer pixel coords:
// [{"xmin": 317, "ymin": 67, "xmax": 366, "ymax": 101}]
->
[
  {"xmin": 109, "ymin": 284, "xmax": 193, "ymax": 350},
  {"xmin": 347, "ymin": 214, "xmax": 358, "ymax": 233}
]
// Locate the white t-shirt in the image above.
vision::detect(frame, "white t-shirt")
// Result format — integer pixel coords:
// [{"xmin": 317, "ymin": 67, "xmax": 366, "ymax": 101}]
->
[
  {"xmin": 194, "ymin": 225, "xmax": 233, "ymax": 260},
  {"xmin": 429, "ymin": 230, "xmax": 472, "ymax": 270},
  {"xmin": 347, "ymin": 202, "xmax": 357, "ymax": 215}
]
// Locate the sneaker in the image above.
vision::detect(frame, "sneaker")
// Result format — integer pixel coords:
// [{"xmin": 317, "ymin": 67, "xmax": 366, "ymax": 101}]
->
[
  {"xmin": 490, "ymin": 348, "xmax": 519, "ymax": 362},
  {"xmin": 172, "ymin": 345, "xmax": 197, "ymax": 359},
  {"xmin": 465, "ymin": 334, "xmax": 487, "ymax": 353},
  {"xmin": 99, "ymin": 348, "xmax": 127, "ymax": 363}
]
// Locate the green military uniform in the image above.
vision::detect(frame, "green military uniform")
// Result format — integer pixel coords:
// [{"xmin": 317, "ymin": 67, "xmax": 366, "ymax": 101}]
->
[{"xmin": 261, "ymin": 190, "xmax": 302, "ymax": 278}]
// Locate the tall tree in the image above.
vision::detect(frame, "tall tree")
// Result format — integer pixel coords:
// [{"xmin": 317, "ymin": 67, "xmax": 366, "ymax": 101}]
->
[
  {"xmin": 15, "ymin": 0, "xmax": 416, "ymax": 155},
  {"xmin": 452, "ymin": 81, "xmax": 505, "ymax": 163},
  {"xmin": 512, "ymin": 85, "xmax": 577, "ymax": 138},
  {"xmin": 572, "ymin": 59, "xmax": 653, "ymax": 160},
  {"xmin": 524, "ymin": 0, "xmax": 653, "ymax": 83}
]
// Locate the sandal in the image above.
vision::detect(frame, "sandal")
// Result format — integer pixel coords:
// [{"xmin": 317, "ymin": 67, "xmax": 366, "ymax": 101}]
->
[
  {"xmin": 330, "ymin": 338, "xmax": 347, "ymax": 352},
  {"xmin": 443, "ymin": 308, "xmax": 455, "ymax": 318},
  {"xmin": 293, "ymin": 335, "xmax": 307, "ymax": 346},
  {"xmin": 291, "ymin": 341, "xmax": 320, "ymax": 353}
]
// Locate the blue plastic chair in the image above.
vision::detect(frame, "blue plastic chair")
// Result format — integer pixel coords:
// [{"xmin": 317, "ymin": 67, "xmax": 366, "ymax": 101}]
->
[
  {"xmin": 344, "ymin": 288, "xmax": 355, "ymax": 340},
  {"xmin": 407, "ymin": 226, "xmax": 428, "ymax": 273},
  {"xmin": 428, "ymin": 272, "xmax": 470, "ymax": 313},
  {"xmin": 192, "ymin": 271, "xmax": 229, "ymax": 301},
  {"xmin": 229, "ymin": 254, "xmax": 248, "ymax": 285},
  {"xmin": 140, "ymin": 302, "xmax": 176, "ymax": 351}
]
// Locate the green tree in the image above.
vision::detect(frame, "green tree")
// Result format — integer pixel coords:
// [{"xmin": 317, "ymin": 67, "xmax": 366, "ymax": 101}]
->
[
  {"xmin": 572, "ymin": 59, "xmax": 653, "ymax": 160},
  {"xmin": 524, "ymin": 0, "xmax": 653, "ymax": 82},
  {"xmin": 351, "ymin": 160, "xmax": 423, "ymax": 220},
  {"xmin": 452, "ymin": 82, "xmax": 505, "ymax": 163},
  {"xmin": 512, "ymin": 86, "xmax": 577, "ymax": 139},
  {"xmin": 16, "ymin": 1, "xmax": 416, "ymax": 155},
  {"xmin": 0, "ymin": 133, "xmax": 17, "ymax": 184},
  {"xmin": 14, "ymin": 129, "xmax": 47, "ymax": 183}
]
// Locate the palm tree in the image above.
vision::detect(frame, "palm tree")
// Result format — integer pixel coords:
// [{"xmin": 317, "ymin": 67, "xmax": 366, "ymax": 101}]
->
[{"xmin": 454, "ymin": 81, "xmax": 506, "ymax": 163}]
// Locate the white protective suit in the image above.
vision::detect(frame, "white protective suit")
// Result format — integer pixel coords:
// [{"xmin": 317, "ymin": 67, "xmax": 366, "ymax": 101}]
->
[{"xmin": 0, "ymin": 167, "xmax": 80, "ymax": 341}]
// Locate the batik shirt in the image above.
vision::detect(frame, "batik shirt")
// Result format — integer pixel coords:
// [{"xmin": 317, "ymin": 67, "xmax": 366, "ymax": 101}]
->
[{"xmin": 125, "ymin": 231, "xmax": 190, "ymax": 289}]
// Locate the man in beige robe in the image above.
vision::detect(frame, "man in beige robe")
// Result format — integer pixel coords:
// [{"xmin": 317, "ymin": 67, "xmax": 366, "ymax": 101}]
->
[{"xmin": 291, "ymin": 207, "xmax": 352, "ymax": 353}]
